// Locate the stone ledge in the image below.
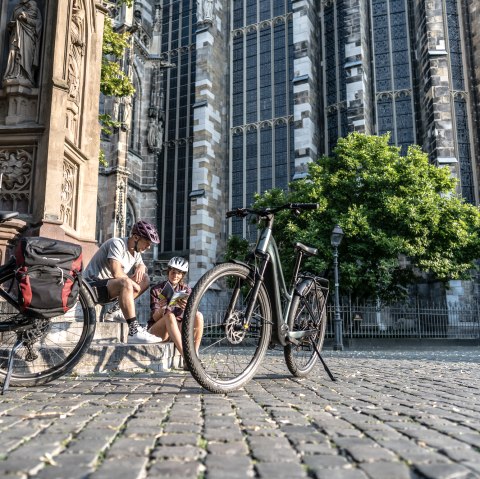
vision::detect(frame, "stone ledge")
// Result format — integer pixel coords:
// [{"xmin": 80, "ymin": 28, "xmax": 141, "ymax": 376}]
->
[{"xmin": 73, "ymin": 341, "xmax": 178, "ymax": 375}]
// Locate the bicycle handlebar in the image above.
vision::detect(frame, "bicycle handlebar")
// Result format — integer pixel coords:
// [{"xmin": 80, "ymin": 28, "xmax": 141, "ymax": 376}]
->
[{"xmin": 226, "ymin": 203, "xmax": 319, "ymax": 219}]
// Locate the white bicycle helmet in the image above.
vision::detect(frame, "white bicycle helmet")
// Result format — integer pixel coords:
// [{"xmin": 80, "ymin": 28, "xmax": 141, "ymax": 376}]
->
[{"xmin": 168, "ymin": 256, "xmax": 189, "ymax": 273}]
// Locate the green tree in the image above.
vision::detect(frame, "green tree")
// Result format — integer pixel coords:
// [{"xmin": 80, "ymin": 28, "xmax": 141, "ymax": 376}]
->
[
  {"xmin": 100, "ymin": 17, "xmax": 135, "ymax": 98},
  {"xmin": 249, "ymin": 133, "xmax": 480, "ymax": 301},
  {"xmin": 98, "ymin": 1, "xmax": 135, "ymax": 165}
]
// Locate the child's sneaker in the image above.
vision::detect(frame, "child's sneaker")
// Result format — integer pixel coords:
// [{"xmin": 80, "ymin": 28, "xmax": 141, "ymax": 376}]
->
[{"xmin": 127, "ymin": 326, "xmax": 163, "ymax": 344}]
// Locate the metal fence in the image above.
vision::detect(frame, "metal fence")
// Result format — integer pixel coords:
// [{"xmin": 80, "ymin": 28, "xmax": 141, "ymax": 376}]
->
[{"xmin": 326, "ymin": 301, "xmax": 480, "ymax": 339}]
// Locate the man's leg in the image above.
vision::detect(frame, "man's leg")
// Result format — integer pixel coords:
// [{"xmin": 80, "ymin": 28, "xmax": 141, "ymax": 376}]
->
[
  {"xmin": 132, "ymin": 273, "xmax": 149, "ymax": 299},
  {"xmin": 107, "ymin": 277, "xmax": 136, "ymax": 319},
  {"xmin": 107, "ymin": 277, "xmax": 161, "ymax": 344}
]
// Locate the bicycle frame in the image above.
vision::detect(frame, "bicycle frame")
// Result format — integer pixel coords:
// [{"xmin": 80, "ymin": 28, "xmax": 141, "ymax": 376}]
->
[{"xmin": 236, "ymin": 213, "xmax": 320, "ymax": 347}]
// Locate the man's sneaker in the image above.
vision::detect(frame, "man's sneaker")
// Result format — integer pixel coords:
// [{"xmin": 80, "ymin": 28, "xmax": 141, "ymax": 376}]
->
[
  {"xmin": 102, "ymin": 300, "xmax": 124, "ymax": 321},
  {"xmin": 127, "ymin": 326, "xmax": 163, "ymax": 344}
]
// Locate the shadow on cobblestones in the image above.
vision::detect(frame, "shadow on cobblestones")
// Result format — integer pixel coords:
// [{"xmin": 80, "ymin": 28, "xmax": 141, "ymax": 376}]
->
[{"xmin": 0, "ymin": 347, "xmax": 479, "ymax": 479}]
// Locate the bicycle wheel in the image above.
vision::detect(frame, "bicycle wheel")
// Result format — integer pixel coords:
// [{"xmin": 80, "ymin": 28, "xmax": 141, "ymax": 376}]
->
[
  {"xmin": 182, "ymin": 263, "xmax": 272, "ymax": 393},
  {"xmin": 0, "ymin": 271, "xmax": 96, "ymax": 387},
  {"xmin": 284, "ymin": 284, "xmax": 327, "ymax": 377}
]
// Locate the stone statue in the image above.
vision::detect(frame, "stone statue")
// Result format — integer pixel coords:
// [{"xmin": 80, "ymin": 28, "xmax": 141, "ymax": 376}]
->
[
  {"xmin": 147, "ymin": 118, "xmax": 158, "ymax": 149},
  {"xmin": 197, "ymin": 0, "xmax": 214, "ymax": 24},
  {"xmin": 147, "ymin": 118, "xmax": 164, "ymax": 151},
  {"xmin": 122, "ymin": 96, "xmax": 132, "ymax": 127},
  {"xmin": 3, "ymin": 0, "xmax": 43, "ymax": 87},
  {"xmin": 112, "ymin": 97, "xmax": 120, "ymax": 123}
]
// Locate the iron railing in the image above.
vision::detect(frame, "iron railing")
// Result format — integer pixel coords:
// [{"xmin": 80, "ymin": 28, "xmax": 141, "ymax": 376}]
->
[{"xmin": 326, "ymin": 301, "xmax": 480, "ymax": 339}]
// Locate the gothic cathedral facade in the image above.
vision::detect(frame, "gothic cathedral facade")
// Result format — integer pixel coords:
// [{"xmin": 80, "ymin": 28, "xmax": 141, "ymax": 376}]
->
[{"xmin": 98, "ymin": 0, "xmax": 480, "ymax": 288}]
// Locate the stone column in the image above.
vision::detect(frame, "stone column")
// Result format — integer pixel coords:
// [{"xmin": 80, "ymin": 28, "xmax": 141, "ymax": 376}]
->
[
  {"xmin": 412, "ymin": 0, "xmax": 457, "ymax": 170},
  {"xmin": 0, "ymin": 0, "xmax": 107, "ymax": 263},
  {"xmin": 190, "ymin": 7, "xmax": 228, "ymax": 284},
  {"xmin": 292, "ymin": 0, "xmax": 320, "ymax": 178}
]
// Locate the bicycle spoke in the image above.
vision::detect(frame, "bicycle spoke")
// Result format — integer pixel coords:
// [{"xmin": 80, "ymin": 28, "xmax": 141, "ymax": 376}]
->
[{"xmin": 183, "ymin": 263, "xmax": 272, "ymax": 393}]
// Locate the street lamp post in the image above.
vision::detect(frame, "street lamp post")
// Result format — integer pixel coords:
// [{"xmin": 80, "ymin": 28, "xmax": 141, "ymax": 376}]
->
[{"xmin": 331, "ymin": 225, "xmax": 344, "ymax": 351}]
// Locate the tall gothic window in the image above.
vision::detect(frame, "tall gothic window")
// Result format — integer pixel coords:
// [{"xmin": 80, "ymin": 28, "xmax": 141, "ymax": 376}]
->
[
  {"xmin": 230, "ymin": 0, "xmax": 294, "ymax": 238},
  {"xmin": 157, "ymin": 0, "xmax": 195, "ymax": 253},
  {"xmin": 371, "ymin": 0, "xmax": 415, "ymax": 154},
  {"xmin": 322, "ymin": 0, "xmax": 348, "ymax": 154}
]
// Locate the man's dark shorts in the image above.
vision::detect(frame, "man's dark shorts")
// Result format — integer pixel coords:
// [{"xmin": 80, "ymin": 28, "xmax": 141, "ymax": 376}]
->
[{"xmin": 86, "ymin": 279, "xmax": 112, "ymax": 305}]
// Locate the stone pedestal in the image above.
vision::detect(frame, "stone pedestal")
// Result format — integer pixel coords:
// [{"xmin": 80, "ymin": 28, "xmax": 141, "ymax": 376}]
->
[{"xmin": 0, "ymin": 0, "xmax": 107, "ymax": 264}]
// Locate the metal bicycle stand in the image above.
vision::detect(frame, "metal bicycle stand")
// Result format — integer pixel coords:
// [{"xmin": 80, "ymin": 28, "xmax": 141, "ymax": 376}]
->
[
  {"xmin": 310, "ymin": 338, "xmax": 336, "ymax": 381},
  {"xmin": 1, "ymin": 337, "xmax": 23, "ymax": 395}
]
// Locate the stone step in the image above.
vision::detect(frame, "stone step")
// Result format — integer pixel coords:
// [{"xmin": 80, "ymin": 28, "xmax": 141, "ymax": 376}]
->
[
  {"xmin": 72, "ymin": 341, "xmax": 179, "ymax": 375},
  {"xmin": 73, "ymin": 320, "xmax": 184, "ymax": 374}
]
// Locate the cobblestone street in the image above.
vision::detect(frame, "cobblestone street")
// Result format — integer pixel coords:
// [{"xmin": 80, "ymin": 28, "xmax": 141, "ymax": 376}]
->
[{"xmin": 0, "ymin": 347, "xmax": 479, "ymax": 479}]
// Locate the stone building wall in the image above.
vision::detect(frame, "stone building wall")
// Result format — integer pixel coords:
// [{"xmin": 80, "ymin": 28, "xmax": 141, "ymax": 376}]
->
[
  {"xmin": 343, "ymin": 0, "xmax": 371, "ymax": 134},
  {"xmin": 189, "ymin": 4, "xmax": 229, "ymax": 283},
  {"xmin": 411, "ymin": 0, "xmax": 457, "ymax": 170},
  {"xmin": 292, "ymin": 0, "xmax": 321, "ymax": 175},
  {"xmin": 466, "ymin": 0, "xmax": 480, "ymax": 197}
]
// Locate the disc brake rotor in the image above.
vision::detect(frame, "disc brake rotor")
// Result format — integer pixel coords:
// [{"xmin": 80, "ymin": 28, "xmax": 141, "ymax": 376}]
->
[{"xmin": 225, "ymin": 312, "xmax": 247, "ymax": 344}]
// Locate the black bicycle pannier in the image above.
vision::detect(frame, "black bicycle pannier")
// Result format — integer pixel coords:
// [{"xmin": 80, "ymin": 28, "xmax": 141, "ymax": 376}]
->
[{"xmin": 15, "ymin": 237, "xmax": 83, "ymax": 318}]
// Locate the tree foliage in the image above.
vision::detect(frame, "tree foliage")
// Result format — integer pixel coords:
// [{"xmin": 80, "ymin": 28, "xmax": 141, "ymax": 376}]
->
[
  {"xmin": 100, "ymin": 17, "xmax": 135, "ymax": 98},
  {"xmin": 98, "ymin": 1, "xmax": 134, "ymax": 163},
  {"xmin": 248, "ymin": 133, "xmax": 480, "ymax": 301}
]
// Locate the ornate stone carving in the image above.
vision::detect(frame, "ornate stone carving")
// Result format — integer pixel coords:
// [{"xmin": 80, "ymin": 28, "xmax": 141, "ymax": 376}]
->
[
  {"xmin": 115, "ymin": 178, "xmax": 126, "ymax": 236},
  {"xmin": 60, "ymin": 158, "xmax": 78, "ymax": 228},
  {"xmin": 3, "ymin": 0, "xmax": 43, "ymax": 88},
  {"xmin": 197, "ymin": 0, "xmax": 214, "ymax": 24},
  {"xmin": 0, "ymin": 148, "xmax": 33, "ymax": 213},
  {"xmin": 68, "ymin": 0, "xmax": 85, "ymax": 105},
  {"xmin": 66, "ymin": 0, "xmax": 86, "ymax": 143}
]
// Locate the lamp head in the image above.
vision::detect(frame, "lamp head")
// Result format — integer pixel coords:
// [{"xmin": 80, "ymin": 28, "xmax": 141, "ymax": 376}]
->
[{"xmin": 330, "ymin": 224, "xmax": 344, "ymax": 247}]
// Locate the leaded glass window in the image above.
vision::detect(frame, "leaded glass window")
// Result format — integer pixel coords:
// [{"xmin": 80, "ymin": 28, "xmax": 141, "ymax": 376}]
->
[{"xmin": 229, "ymin": 1, "xmax": 294, "ymax": 238}]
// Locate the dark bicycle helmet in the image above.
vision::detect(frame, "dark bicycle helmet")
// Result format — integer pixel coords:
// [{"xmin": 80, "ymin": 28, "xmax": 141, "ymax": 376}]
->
[
  {"xmin": 168, "ymin": 256, "xmax": 189, "ymax": 272},
  {"xmin": 131, "ymin": 220, "xmax": 160, "ymax": 244}
]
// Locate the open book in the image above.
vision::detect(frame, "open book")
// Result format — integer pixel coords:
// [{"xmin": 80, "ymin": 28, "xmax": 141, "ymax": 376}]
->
[{"xmin": 160, "ymin": 281, "xmax": 189, "ymax": 307}]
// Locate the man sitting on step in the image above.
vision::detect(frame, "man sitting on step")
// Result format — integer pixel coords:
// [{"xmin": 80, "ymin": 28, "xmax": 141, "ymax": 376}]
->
[{"xmin": 84, "ymin": 220, "xmax": 162, "ymax": 344}]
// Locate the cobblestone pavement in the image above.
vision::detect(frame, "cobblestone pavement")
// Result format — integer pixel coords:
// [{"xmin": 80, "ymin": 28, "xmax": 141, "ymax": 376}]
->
[{"xmin": 1, "ymin": 347, "xmax": 479, "ymax": 479}]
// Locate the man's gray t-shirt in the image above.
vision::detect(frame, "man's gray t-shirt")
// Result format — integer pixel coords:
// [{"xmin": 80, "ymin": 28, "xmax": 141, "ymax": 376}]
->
[{"xmin": 84, "ymin": 237, "xmax": 143, "ymax": 281}]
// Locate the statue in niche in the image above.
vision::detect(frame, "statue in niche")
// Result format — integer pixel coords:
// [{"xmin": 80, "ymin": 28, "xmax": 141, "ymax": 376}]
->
[
  {"xmin": 112, "ymin": 96, "xmax": 120, "ymax": 123},
  {"xmin": 67, "ymin": 0, "xmax": 85, "ymax": 104},
  {"xmin": 3, "ymin": 0, "xmax": 42, "ymax": 87},
  {"xmin": 153, "ymin": 6, "xmax": 162, "ymax": 33},
  {"xmin": 197, "ymin": 0, "xmax": 214, "ymax": 24},
  {"xmin": 121, "ymin": 96, "xmax": 132, "ymax": 128},
  {"xmin": 147, "ymin": 117, "xmax": 164, "ymax": 152}
]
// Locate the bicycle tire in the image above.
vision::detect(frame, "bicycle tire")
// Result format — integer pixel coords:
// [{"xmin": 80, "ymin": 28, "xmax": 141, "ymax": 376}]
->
[
  {"xmin": 284, "ymin": 285, "xmax": 327, "ymax": 377},
  {"xmin": 182, "ymin": 263, "xmax": 272, "ymax": 393},
  {"xmin": 0, "ymin": 271, "xmax": 96, "ymax": 387}
]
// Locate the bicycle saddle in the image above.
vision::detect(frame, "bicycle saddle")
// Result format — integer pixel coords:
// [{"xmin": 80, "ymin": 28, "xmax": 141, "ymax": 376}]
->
[{"xmin": 294, "ymin": 242, "xmax": 318, "ymax": 256}]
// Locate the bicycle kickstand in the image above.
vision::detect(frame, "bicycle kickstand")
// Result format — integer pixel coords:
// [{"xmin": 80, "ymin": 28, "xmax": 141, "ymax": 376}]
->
[
  {"xmin": 310, "ymin": 338, "xmax": 336, "ymax": 381},
  {"xmin": 1, "ymin": 338, "xmax": 23, "ymax": 395}
]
